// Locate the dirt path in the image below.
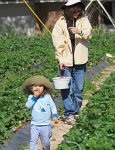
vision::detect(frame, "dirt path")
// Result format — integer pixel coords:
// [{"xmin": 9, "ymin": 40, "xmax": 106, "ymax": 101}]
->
[
  {"xmin": 50, "ymin": 100, "xmax": 89, "ymax": 150},
  {"xmin": 92, "ymin": 64, "xmax": 115, "ymax": 90}
]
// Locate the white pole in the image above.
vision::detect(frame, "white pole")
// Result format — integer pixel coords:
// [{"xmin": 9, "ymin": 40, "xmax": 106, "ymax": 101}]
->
[
  {"xmin": 96, "ymin": 0, "xmax": 115, "ymax": 28},
  {"xmin": 85, "ymin": 0, "xmax": 94, "ymax": 11}
]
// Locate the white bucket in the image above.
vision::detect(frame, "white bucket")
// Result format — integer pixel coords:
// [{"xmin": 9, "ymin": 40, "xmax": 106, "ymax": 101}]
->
[{"xmin": 52, "ymin": 77, "xmax": 71, "ymax": 89}]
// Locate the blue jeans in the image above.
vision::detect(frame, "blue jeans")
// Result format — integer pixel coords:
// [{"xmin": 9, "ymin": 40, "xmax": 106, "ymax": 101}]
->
[
  {"xmin": 59, "ymin": 64, "xmax": 86, "ymax": 116},
  {"xmin": 30, "ymin": 125, "xmax": 52, "ymax": 150}
]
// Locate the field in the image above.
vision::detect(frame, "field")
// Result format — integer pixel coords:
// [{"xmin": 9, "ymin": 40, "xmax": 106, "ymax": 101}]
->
[{"xmin": 0, "ymin": 30, "xmax": 115, "ymax": 147}]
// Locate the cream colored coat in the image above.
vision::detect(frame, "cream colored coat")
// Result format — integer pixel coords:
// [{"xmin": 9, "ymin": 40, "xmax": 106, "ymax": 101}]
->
[{"xmin": 52, "ymin": 16, "xmax": 92, "ymax": 66}]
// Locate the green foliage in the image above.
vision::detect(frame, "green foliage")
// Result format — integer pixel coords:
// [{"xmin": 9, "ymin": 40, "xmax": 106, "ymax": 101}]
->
[
  {"xmin": 57, "ymin": 72, "xmax": 115, "ymax": 150},
  {"xmin": 83, "ymin": 77, "xmax": 96, "ymax": 99},
  {"xmin": 88, "ymin": 29, "xmax": 115, "ymax": 69}
]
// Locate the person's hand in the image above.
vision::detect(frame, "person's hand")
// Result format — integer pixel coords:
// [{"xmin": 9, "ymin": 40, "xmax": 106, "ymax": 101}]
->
[
  {"xmin": 33, "ymin": 91, "xmax": 41, "ymax": 98},
  {"xmin": 53, "ymin": 117, "xmax": 59, "ymax": 124},
  {"xmin": 68, "ymin": 27, "xmax": 80, "ymax": 34},
  {"xmin": 59, "ymin": 63, "xmax": 65, "ymax": 70},
  {"xmin": 32, "ymin": 86, "xmax": 44, "ymax": 98}
]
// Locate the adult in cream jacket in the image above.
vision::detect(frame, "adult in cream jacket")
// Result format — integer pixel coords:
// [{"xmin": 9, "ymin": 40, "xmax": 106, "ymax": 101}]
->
[{"xmin": 52, "ymin": 0, "xmax": 92, "ymax": 123}]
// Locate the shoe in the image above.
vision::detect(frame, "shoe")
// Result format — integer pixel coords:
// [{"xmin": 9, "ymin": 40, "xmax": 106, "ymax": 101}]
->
[
  {"xmin": 66, "ymin": 115, "xmax": 76, "ymax": 125},
  {"xmin": 74, "ymin": 114, "xmax": 79, "ymax": 119},
  {"xmin": 60, "ymin": 115, "xmax": 67, "ymax": 123}
]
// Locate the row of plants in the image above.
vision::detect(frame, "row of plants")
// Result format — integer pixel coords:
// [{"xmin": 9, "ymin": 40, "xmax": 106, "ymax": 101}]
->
[
  {"xmin": 0, "ymin": 30, "xmax": 114, "ymax": 144},
  {"xmin": 57, "ymin": 71, "xmax": 115, "ymax": 150},
  {"xmin": 0, "ymin": 30, "xmax": 115, "ymax": 79},
  {"xmin": 0, "ymin": 34, "xmax": 57, "ymax": 80},
  {"xmin": 88, "ymin": 29, "xmax": 115, "ymax": 69}
]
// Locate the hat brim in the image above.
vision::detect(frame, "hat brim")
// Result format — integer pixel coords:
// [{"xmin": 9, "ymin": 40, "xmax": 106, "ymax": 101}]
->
[
  {"xmin": 22, "ymin": 76, "xmax": 54, "ymax": 95},
  {"xmin": 60, "ymin": 2, "xmax": 85, "ymax": 10}
]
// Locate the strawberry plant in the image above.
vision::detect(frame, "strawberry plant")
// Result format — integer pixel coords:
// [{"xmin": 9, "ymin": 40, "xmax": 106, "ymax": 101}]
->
[{"xmin": 57, "ymin": 72, "xmax": 115, "ymax": 150}]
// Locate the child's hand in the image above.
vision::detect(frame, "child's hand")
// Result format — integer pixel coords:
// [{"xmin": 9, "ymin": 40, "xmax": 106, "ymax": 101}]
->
[
  {"xmin": 53, "ymin": 117, "xmax": 59, "ymax": 124},
  {"xmin": 33, "ymin": 91, "xmax": 40, "ymax": 98},
  {"xmin": 32, "ymin": 86, "xmax": 44, "ymax": 98}
]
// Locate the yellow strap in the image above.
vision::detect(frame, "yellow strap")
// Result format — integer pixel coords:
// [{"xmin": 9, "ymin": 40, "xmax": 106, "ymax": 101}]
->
[{"xmin": 22, "ymin": 0, "xmax": 52, "ymax": 35}]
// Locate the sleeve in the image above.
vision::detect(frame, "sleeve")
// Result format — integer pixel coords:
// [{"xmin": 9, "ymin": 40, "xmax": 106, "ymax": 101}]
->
[
  {"xmin": 49, "ymin": 95, "xmax": 58, "ymax": 118},
  {"xmin": 52, "ymin": 19, "xmax": 66, "ymax": 64},
  {"xmin": 25, "ymin": 95, "xmax": 38, "ymax": 109},
  {"xmin": 76, "ymin": 17, "xmax": 92, "ymax": 40}
]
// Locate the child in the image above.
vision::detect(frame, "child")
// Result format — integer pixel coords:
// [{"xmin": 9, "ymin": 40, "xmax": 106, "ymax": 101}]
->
[{"xmin": 22, "ymin": 76, "xmax": 59, "ymax": 150}]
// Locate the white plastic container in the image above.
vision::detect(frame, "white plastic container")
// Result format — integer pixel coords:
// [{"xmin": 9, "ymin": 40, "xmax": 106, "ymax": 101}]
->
[{"xmin": 52, "ymin": 77, "xmax": 71, "ymax": 89}]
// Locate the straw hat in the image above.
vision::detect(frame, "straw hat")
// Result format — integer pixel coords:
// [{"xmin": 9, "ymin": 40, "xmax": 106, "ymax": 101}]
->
[
  {"xmin": 61, "ymin": 0, "xmax": 85, "ymax": 9},
  {"xmin": 22, "ymin": 76, "xmax": 54, "ymax": 95}
]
